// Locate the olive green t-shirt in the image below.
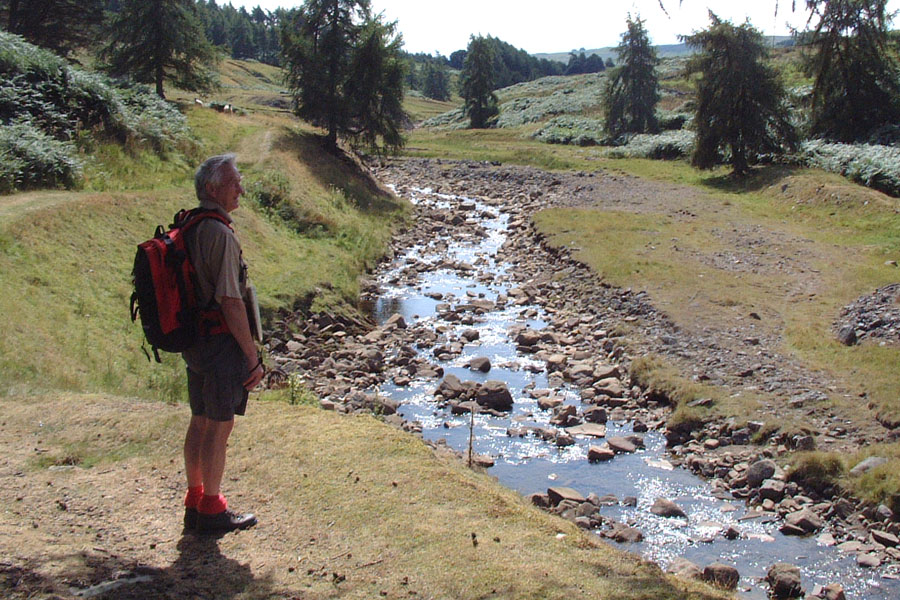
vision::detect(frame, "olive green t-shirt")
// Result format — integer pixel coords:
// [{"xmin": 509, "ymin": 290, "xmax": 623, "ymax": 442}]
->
[{"xmin": 187, "ymin": 201, "xmax": 248, "ymax": 308}]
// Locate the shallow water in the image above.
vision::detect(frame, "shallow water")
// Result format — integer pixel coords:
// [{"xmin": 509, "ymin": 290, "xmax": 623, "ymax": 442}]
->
[{"xmin": 364, "ymin": 186, "xmax": 900, "ymax": 599}]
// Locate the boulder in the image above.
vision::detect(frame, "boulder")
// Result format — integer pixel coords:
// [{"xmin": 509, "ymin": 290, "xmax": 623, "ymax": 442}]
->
[
  {"xmin": 475, "ymin": 380, "xmax": 514, "ymax": 411},
  {"xmin": 567, "ymin": 423, "xmax": 607, "ymax": 438},
  {"xmin": 547, "ymin": 486, "xmax": 586, "ymax": 506},
  {"xmin": 607, "ymin": 437, "xmax": 637, "ymax": 454},
  {"xmin": 782, "ymin": 508, "xmax": 824, "ymax": 535},
  {"xmin": 555, "ymin": 431, "xmax": 575, "ymax": 447},
  {"xmin": 746, "ymin": 459, "xmax": 777, "ymax": 488},
  {"xmin": 385, "ymin": 313, "xmax": 407, "ymax": 329},
  {"xmin": 856, "ymin": 553, "xmax": 881, "ymax": 568},
  {"xmin": 537, "ymin": 396, "xmax": 563, "ymax": 411},
  {"xmin": 435, "ymin": 374, "xmax": 466, "ymax": 400},
  {"xmin": 759, "ymin": 479, "xmax": 786, "ymax": 502},
  {"xmin": 650, "ymin": 498, "xmax": 687, "ymax": 519},
  {"xmin": 460, "ymin": 328, "xmax": 480, "ymax": 342},
  {"xmin": 701, "ymin": 563, "xmax": 739, "ymax": 590},
  {"xmin": 546, "ymin": 354, "xmax": 567, "ymax": 372},
  {"xmin": 516, "ymin": 329, "xmax": 542, "ymax": 347},
  {"xmin": 872, "ymin": 530, "xmax": 899, "ymax": 547},
  {"xmin": 766, "ymin": 563, "xmax": 803, "ymax": 598},
  {"xmin": 583, "ymin": 406, "xmax": 608, "ymax": 424},
  {"xmin": 668, "ymin": 558, "xmax": 702, "ymax": 581},
  {"xmin": 849, "ymin": 456, "xmax": 888, "ymax": 477},
  {"xmin": 609, "ymin": 522, "xmax": 643, "ymax": 543},
  {"xmin": 588, "ymin": 444, "xmax": 615, "ymax": 462},
  {"xmin": 594, "ymin": 378, "xmax": 625, "ymax": 398},
  {"xmin": 467, "ymin": 356, "xmax": 492, "ymax": 373}
]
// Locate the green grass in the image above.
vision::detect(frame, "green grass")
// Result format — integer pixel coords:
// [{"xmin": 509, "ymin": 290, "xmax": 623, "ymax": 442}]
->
[{"xmin": 0, "ymin": 109, "xmax": 407, "ymax": 400}]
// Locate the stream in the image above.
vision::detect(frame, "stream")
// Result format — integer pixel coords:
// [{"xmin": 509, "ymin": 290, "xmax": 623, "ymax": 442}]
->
[{"xmin": 363, "ymin": 184, "xmax": 900, "ymax": 599}]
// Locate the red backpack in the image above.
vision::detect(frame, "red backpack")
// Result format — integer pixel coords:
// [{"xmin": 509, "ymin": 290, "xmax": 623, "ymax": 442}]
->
[{"xmin": 130, "ymin": 208, "xmax": 231, "ymax": 362}]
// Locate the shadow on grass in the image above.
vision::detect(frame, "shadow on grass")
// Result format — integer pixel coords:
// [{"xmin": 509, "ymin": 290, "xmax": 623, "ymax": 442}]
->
[
  {"xmin": 1, "ymin": 535, "xmax": 274, "ymax": 599},
  {"xmin": 273, "ymin": 129, "xmax": 404, "ymax": 214},
  {"xmin": 699, "ymin": 164, "xmax": 798, "ymax": 194}
]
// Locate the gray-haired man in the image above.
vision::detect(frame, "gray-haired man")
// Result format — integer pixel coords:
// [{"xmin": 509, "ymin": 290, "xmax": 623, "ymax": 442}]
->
[{"xmin": 181, "ymin": 154, "xmax": 263, "ymax": 534}]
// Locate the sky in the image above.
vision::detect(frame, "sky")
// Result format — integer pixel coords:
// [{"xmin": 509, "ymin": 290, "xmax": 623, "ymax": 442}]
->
[{"xmin": 229, "ymin": 0, "xmax": 900, "ymax": 56}]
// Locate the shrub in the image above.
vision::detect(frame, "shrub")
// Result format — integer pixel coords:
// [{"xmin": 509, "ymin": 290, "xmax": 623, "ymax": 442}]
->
[
  {"xmin": 532, "ymin": 116, "xmax": 605, "ymax": 146},
  {"xmin": 604, "ymin": 130, "xmax": 695, "ymax": 160},
  {"xmin": 0, "ymin": 120, "xmax": 82, "ymax": 193},
  {"xmin": 787, "ymin": 451, "xmax": 845, "ymax": 494},
  {"xmin": 800, "ymin": 140, "xmax": 900, "ymax": 197},
  {"xmin": 0, "ymin": 32, "xmax": 191, "ymax": 192}
]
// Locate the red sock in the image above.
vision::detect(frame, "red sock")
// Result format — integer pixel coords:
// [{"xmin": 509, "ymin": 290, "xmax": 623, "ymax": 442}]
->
[
  {"xmin": 184, "ymin": 485, "xmax": 204, "ymax": 509},
  {"xmin": 198, "ymin": 493, "xmax": 228, "ymax": 515}
]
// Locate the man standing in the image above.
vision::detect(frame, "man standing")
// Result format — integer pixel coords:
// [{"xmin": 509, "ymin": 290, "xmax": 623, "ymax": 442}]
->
[{"xmin": 181, "ymin": 153, "xmax": 263, "ymax": 534}]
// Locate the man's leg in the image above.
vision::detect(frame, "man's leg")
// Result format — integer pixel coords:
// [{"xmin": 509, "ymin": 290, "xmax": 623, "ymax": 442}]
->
[
  {"xmin": 199, "ymin": 418, "xmax": 234, "ymax": 496},
  {"xmin": 184, "ymin": 415, "xmax": 210, "ymax": 488},
  {"xmin": 195, "ymin": 416, "xmax": 256, "ymax": 533}
]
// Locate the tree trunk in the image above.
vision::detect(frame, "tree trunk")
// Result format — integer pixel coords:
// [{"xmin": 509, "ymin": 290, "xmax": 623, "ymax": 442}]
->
[
  {"xmin": 156, "ymin": 64, "xmax": 165, "ymax": 99},
  {"xmin": 8, "ymin": 0, "xmax": 19, "ymax": 32}
]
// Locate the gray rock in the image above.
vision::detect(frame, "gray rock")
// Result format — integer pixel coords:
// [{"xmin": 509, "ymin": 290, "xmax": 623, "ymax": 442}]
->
[
  {"xmin": 849, "ymin": 456, "xmax": 888, "ymax": 476},
  {"xmin": 460, "ymin": 328, "xmax": 480, "ymax": 341},
  {"xmin": 766, "ymin": 563, "xmax": 803, "ymax": 598},
  {"xmin": 701, "ymin": 563, "xmax": 739, "ymax": 590},
  {"xmin": 668, "ymin": 558, "xmax": 702, "ymax": 580},
  {"xmin": 650, "ymin": 498, "xmax": 687, "ymax": 519},
  {"xmin": 783, "ymin": 508, "xmax": 824, "ymax": 534},
  {"xmin": 467, "ymin": 356, "xmax": 492, "ymax": 373},
  {"xmin": 583, "ymin": 406, "xmax": 608, "ymax": 423},
  {"xmin": 588, "ymin": 444, "xmax": 615, "ymax": 462},
  {"xmin": 817, "ymin": 583, "xmax": 846, "ymax": 600},
  {"xmin": 385, "ymin": 313, "xmax": 407, "ymax": 329},
  {"xmin": 537, "ymin": 396, "xmax": 563, "ymax": 410},
  {"xmin": 555, "ymin": 432, "xmax": 575, "ymax": 447},
  {"xmin": 856, "ymin": 552, "xmax": 881, "ymax": 568},
  {"xmin": 516, "ymin": 329, "xmax": 542, "ymax": 347},
  {"xmin": 747, "ymin": 459, "xmax": 777, "ymax": 488},
  {"xmin": 435, "ymin": 374, "xmax": 466, "ymax": 400},
  {"xmin": 609, "ymin": 522, "xmax": 643, "ymax": 543},
  {"xmin": 837, "ymin": 325, "xmax": 857, "ymax": 346},
  {"xmin": 873, "ymin": 529, "xmax": 899, "ymax": 547},
  {"xmin": 547, "ymin": 486, "xmax": 586, "ymax": 506},
  {"xmin": 475, "ymin": 380, "xmax": 514, "ymax": 411},
  {"xmin": 607, "ymin": 436, "xmax": 637, "ymax": 454},
  {"xmin": 759, "ymin": 479, "xmax": 786, "ymax": 502}
]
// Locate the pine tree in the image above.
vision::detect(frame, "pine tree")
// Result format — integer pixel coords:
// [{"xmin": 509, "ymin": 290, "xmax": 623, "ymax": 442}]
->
[
  {"xmin": 684, "ymin": 13, "xmax": 797, "ymax": 175},
  {"xmin": 603, "ymin": 15, "xmax": 659, "ymax": 138},
  {"xmin": 459, "ymin": 35, "xmax": 498, "ymax": 129},
  {"xmin": 100, "ymin": 0, "xmax": 218, "ymax": 99},
  {"xmin": 803, "ymin": 0, "xmax": 900, "ymax": 142},
  {"xmin": 422, "ymin": 60, "xmax": 451, "ymax": 101},
  {"xmin": 280, "ymin": 0, "xmax": 407, "ymax": 153},
  {"xmin": 0, "ymin": 0, "xmax": 103, "ymax": 56}
]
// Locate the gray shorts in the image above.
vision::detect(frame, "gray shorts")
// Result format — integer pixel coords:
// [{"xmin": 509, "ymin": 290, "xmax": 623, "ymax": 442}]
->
[{"xmin": 183, "ymin": 334, "xmax": 250, "ymax": 421}]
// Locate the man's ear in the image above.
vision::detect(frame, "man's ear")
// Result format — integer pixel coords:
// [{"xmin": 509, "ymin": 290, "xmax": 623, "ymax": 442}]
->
[{"xmin": 205, "ymin": 181, "xmax": 217, "ymax": 200}]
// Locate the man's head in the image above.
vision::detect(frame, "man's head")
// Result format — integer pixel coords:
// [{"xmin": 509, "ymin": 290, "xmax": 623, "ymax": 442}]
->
[{"xmin": 195, "ymin": 154, "xmax": 244, "ymax": 213}]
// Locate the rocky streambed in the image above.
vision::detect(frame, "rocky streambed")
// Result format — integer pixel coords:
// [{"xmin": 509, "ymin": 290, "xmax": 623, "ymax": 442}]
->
[{"xmin": 264, "ymin": 158, "xmax": 900, "ymax": 599}]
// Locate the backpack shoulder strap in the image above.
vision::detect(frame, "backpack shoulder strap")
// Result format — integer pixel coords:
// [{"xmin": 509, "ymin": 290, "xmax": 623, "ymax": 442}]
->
[{"xmin": 174, "ymin": 208, "xmax": 233, "ymax": 233}]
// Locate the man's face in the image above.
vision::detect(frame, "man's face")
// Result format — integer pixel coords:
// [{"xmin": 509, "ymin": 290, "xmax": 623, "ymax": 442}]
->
[{"xmin": 208, "ymin": 164, "xmax": 244, "ymax": 213}]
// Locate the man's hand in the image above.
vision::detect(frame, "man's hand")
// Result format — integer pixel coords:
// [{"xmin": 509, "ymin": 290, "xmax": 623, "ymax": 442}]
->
[{"xmin": 243, "ymin": 360, "xmax": 264, "ymax": 390}]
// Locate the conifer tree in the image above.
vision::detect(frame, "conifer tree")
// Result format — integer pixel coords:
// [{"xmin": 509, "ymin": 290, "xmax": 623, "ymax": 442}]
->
[
  {"xmin": 603, "ymin": 15, "xmax": 659, "ymax": 137},
  {"xmin": 684, "ymin": 13, "xmax": 797, "ymax": 175},
  {"xmin": 803, "ymin": 0, "xmax": 900, "ymax": 142},
  {"xmin": 459, "ymin": 35, "xmax": 498, "ymax": 129},
  {"xmin": 0, "ymin": 0, "xmax": 103, "ymax": 56},
  {"xmin": 422, "ymin": 60, "xmax": 451, "ymax": 101},
  {"xmin": 280, "ymin": 0, "xmax": 407, "ymax": 153},
  {"xmin": 100, "ymin": 0, "xmax": 218, "ymax": 99}
]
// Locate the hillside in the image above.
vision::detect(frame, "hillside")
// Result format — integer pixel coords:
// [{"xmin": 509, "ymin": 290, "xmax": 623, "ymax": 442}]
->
[
  {"xmin": 533, "ymin": 36, "xmax": 795, "ymax": 63},
  {"xmin": 0, "ymin": 37, "xmax": 732, "ymax": 599}
]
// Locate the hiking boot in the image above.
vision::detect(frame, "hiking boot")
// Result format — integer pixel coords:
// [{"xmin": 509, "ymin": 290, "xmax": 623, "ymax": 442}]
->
[
  {"xmin": 197, "ymin": 509, "xmax": 257, "ymax": 534},
  {"xmin": 183, "ymin": 507, "xmax": 199, "ymax": 530}
]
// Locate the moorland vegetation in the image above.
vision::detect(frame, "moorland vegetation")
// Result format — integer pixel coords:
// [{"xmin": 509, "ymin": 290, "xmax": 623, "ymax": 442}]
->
[{"xmin": 3, "ymin": 0, "xmax": 900, "ymax": 594}]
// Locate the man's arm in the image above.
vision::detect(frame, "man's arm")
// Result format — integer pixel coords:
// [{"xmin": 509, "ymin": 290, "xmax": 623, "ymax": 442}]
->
[{"xmin": 220, "ymin": 296, "xmax": 264, "ymax": 390}]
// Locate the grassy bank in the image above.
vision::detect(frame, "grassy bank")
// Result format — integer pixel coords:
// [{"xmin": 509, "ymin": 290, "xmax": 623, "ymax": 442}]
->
[
  {"xmin": 0, "ymin": 107, "xmax": 406, "ymax": 401},
  {"xmin": 0, "ymin": 392, "xmax": 727, "ymax": 600}
]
